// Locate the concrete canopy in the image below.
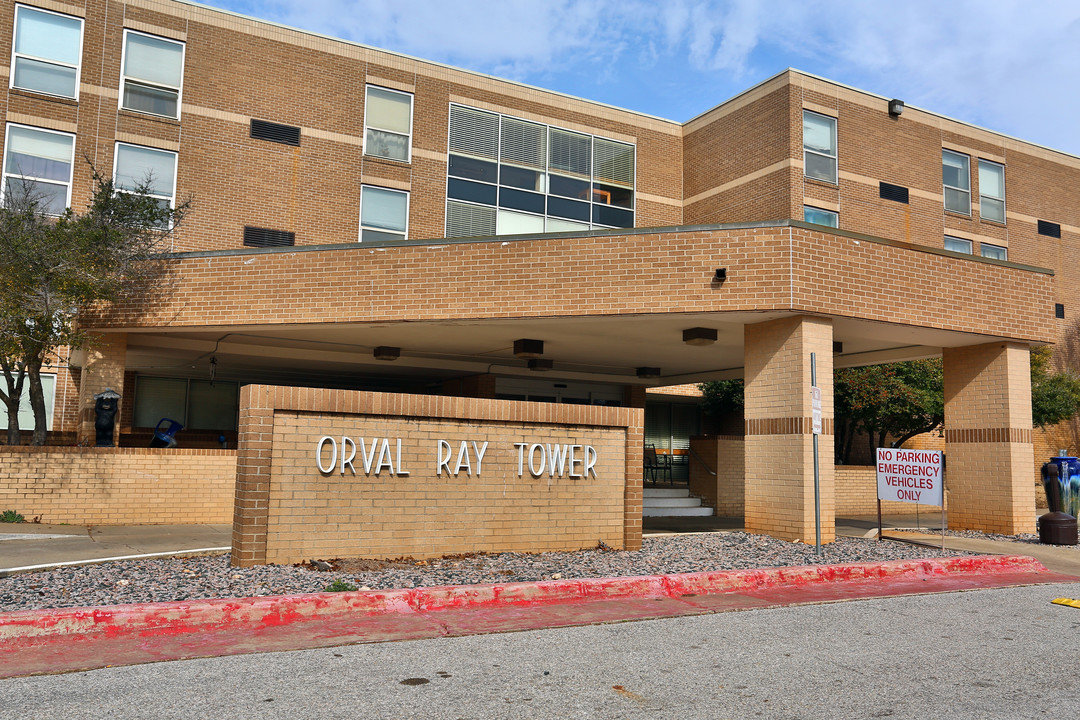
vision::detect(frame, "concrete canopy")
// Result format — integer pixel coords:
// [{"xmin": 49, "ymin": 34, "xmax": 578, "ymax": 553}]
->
[{"xmin": 80, "ymin": 221, "xmax": 1055, "ymax": 391}]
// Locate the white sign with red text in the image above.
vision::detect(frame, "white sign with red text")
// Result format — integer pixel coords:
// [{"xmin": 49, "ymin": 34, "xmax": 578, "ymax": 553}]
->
[{"xmin": 876, "ymin": 448, "xmax": 943, "ymax": 506}]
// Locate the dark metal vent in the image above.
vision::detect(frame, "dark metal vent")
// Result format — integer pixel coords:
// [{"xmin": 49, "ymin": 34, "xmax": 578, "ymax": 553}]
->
[
  {"xmin": 243, "ymin": 226, "xmax": 295, "ymax": 247},
  {"xmin": 1038, "ymin": 220, "xmax": 1062, "ymax": 238},
  {"xmin": 250, "ymin": 119, "xmax": 301, "ymax": 146},
  {"xmin": 879, "ymin": 182, "xmax": 909, "ymax": 204},
  {"xmin": 1056, "ymin": 303, "xmax": 1066, "ymax": 319}
]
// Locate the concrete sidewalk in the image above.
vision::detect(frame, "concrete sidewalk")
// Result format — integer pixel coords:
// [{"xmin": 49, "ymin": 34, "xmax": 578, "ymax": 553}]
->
[{"xmin": 0, "ymin": 523, "xmax": 232, "ymax": 575}]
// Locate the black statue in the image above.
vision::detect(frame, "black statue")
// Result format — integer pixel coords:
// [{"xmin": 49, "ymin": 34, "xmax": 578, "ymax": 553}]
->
[{"xmin": 94, "ymin": 389, "xmax": 121, "ymax": 447}]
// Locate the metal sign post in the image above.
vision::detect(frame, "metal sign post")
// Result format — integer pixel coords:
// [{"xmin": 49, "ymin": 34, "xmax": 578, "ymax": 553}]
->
[{"xmin": 811, "ymin": 352, "xmax": 822, "ymax": 558}]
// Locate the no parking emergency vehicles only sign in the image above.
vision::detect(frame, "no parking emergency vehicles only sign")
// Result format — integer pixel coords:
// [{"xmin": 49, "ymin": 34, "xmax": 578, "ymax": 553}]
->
[{"xmin": 875, "ymin": 448, "xmax": 943, "ymax": 506}]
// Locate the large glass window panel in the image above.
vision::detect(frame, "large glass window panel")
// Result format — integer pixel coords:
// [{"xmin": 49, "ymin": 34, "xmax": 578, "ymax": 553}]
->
[
  {"xmin": 500, "ymin": 117, "xmax": 546, "ymax": 169},
  {"xmin": 944, "ymin": 236, "xmax": 972, "ymax": 254},
  {"xmin": 499, "ymin": 164, "xmax": 545, "ymax": 192},
  {"xmin": 447, "ymin": 178, "xmax": 497, "ymax": 206},
  {"xmin": 133, "ymin": 377, "xmax": 187, "ymax": 428},
  {"xmin": 448, "ymin": 105, "xmax": 499, "ymax": 160},
  {"xmin": 364, "ymin": 86, "xmax": 412, "ymax": 162},
  {"xmin": 12, "ymin": 6, "xmax": 82, "ymax": 98},
  {"xmin": 547, "ymin": 196, "xmax": 591, "ymax": 222},
  {"xmin": 0, "ymin": 373, "xmax": 54, "ymax": 431},
  {"xmin": 592, "ymin": 182, "xmax": 633, "ymax": 208},
  {"xmin": 122, "ymin": 31, "xmax": 183, "ymax": 118},
  {"xmin": 446, "ymin": 200, "xmax": 496, "ymax": 238},
  {"xmin": 980, "ymin": 243, "xmax": 1007, "ymax": 261},
  {"xmin": 3, "ymin": 124, "xmax": 74, "ymax": 214},
  {"xmin": 803, "ymin": 206, "xmax": 838, "ymax": 227},
  {"xmin": 114, "ymin": 143, "xmax": 176, "ymax": 202},
  {"xmin": 546, "ymin": 217, "xmax": 590, "ymax": 233},
  {"xmin": 497, "ymin": 209, "xmax": 545, "ymax": 235},
  {"xmin": 593, "ymin": 138, "xmax": 634, "ymax": 187},
  {"xmin": 803, "ymin": 111, "xmax": 837, "ymax": 183},
  {"xmin": 978, "ymin": 160, "xmax": 1005, "ymax": 223},
  {"xmin": 549, "ymin": 174, "xmax": 591, "ymax": 200},
  {"xmin": 498, "ymin": 187, "xmax": 545, "ymax": 214},
  {"xmin": 549, "ymin": 128, "xmax": 591, "ymax": 178},
  {"xmin": 187, "ymin": 380, "xmax": 239, "ymax": 431},
  {"xmin": 942, "ymin": 150, "xmax": 970, "ymax": 214},
  {"xmin": 448, "ymin": 154, "xmax": 497, "ymax": 183},
  {"xmin": 592, "ymin": 204, "xmax": 634, "ymax": 228},
  {"xmin": 360, "ymin": 186, "xmax": 408, "ymax": 241}
]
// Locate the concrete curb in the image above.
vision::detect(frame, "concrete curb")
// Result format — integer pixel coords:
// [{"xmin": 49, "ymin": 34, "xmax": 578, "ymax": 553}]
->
[{"xmin": 0, "ymin": 554, "xmax": 1053, "ymax": 646}]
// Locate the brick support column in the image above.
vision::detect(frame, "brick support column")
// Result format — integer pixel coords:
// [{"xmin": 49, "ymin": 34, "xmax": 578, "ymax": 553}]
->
[
  {"xmin": 231, "ymin": 384, "xmax": 275, "ymax": 566},
  {"xmin": 943, "ymin": 342, "xmax": 1035, "ymax": 533},
  {"xmin": 75, "ymin": 333, "xmax": 127, "ymax": 446},
  {"xmin": 743, "ymin": 316, "xmax": 835, "ymax": 542},
  {"xmin": 443, "ymin": 373, "xmax": 497, "ymax": 398},
  {"xmin": 623, "ymin": 385, "xmax": 646, "ymax": 409}
]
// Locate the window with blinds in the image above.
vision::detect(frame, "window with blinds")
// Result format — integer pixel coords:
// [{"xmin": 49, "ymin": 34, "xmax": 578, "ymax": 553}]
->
[
  {"xmin": 121, "ymin": 29, "xmax": 184, "ymax": 119},
  {"xmin": 365, "ymin": 86, "xmax": 413, "ymax": 162},
  {"xmin": 445, "ymin": 103, "xmax": 635, "ymax": 237},
  {"xmin": 134, "ymin": 376, "xmax": 240, "ymax": 431},
  {"xmin": 2, "ymin": 123, "xmax": 75, "ymax": 215}
]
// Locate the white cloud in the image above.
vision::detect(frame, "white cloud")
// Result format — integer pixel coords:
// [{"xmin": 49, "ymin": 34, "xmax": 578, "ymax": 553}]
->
[{"xmin": 203, "ymin": 0, "xmax": 1080, "ymax": 153}]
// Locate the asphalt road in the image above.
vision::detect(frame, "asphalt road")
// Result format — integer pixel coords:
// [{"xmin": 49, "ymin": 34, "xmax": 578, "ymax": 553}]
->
[{"xmin": 4, "ymin": 582, "xmax": 1079, "ymax": 719}]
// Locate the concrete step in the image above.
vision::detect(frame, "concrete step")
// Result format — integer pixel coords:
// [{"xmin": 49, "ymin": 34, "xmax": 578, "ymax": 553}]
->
[
  {"xmin": 643, "ymin": 487, "xmax": 691, "ymax": 498},
  {"xmin": 645, "ymin": 497, "xmax": 708, "ymax": 508},
  {"xmin": 642, "ymin": 506, "xmax": 715, "ymax": 517}
]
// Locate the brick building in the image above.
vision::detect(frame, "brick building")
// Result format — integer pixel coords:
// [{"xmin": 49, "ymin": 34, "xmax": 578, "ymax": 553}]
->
[{"xmin": 0, "ymin": 0, "xmax": 1069, "ymax": 550}]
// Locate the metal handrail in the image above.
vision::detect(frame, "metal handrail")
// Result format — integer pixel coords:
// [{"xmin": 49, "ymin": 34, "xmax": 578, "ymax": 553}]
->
[{"xmin": 686, "ymin": 445, "xmax": 717, "ymax": 476}]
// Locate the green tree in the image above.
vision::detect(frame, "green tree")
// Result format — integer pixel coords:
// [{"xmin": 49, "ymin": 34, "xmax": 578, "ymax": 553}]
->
[
  {"xmin": 1030, "ymin": 345, "xmax": 1080, "ymax": 428},
  {"xmin": 834, "ymin": 359, "xmax": 944, "ymax": 463},
  {"xmin": 0, "ymin": 165, "xmax": 190, "ymax": 445}
]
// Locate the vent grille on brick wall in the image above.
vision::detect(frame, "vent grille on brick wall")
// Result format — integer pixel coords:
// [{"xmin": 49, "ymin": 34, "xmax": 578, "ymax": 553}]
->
[
  {"xmin": 250, "ymin": 119, "xmax": 301, "ymax": 146},
  {"xmin": 879, "ymin": 182, "xmax": 909, "ymax": 204},
  {"xmin": 243, "ymin": 226, "xmax": 295, "ymax": 247},
  {"xmin": 1038, "ymin": 220, "xmax": 1062, "ymax": 238}
]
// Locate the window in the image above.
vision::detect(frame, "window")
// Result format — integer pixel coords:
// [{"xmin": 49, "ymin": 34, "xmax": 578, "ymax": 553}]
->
[
  {"xmin": 803, "ymin": 111, "xmax": 837, "ymax": 183},
  {"xmin": 133, "ymin": 376, "xmax": 239, "ymax": 431},
  {"xmin": 11, "ymin": 5, "xmax": 83, "ymax": 99},
  {"xmin": 360, "ymin": 186, "xmax": 408, "ymax": 242},
  {"xmin": 944, "ymin": 236, "xmax": 972, "ymax": 254},
  {"xmin": 980, "ymin": 243, "xmax": 1007, "ymax": 261},
  {"xmin": 114, "ymin": 143, "xmax": 177, "ymax": 212},
  {"xmin": 445, "ymin": 104, "xmax": 635, "ymax": 237},
  {"xmin": 2, "ymin": 124, "xmax": 75, "ymax": 215},
  {"xmin": 364, "ymin": 86, "xmax": 412, "ymax": 162},
  {"xmin": 121, "ymin": 29, "xmax": 184, "ymax": 118},
  {"xmin": 803, "ymin": 206, "xmax": 838, "ymax": 227},
  {"xmin": 978, "ymin": 160, "xmax": 1005, "ymax": 223},
  {"xmin": 0, "ymin": 373, "xmax": 55, "ymax": 431},
  {"xmin": 942, "ymin": 150, "xmax": 970, "ymax": 214}
]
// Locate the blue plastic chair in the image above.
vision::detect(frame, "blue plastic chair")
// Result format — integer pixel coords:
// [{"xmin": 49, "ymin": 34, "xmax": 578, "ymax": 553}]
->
[{"xmin": 150, "ymin": 418, "xmax": 184, "ymax": 448}]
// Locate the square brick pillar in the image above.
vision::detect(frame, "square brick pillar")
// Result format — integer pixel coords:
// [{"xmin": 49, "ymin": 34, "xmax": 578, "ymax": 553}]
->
[
  {"xmin": 76, "ymin": 333, "xmax": 128, "ymax": 446},
  {"xmin": 943, "ymin": 342, "xmax": 1035, "ymax": 534},
  {"xmin": 744, "ymin": 316, "xmax": 835, "ymax": 542}
]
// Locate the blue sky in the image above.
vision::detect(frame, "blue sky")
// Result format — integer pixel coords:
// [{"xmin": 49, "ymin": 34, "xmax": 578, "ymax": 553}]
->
[{"xmin": 199, "ymin": 0, "xmax": 1080, "ymax": 156}]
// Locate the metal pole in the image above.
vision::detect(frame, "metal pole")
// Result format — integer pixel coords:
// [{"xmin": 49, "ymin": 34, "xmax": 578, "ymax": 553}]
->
[{"xmin": 812, "ymin": 352, "xmax": 822, "ymax": 557}]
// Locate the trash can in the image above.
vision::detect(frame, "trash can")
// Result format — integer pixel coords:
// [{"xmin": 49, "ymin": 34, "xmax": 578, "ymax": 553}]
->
[{"xmin": 1040, "ymin": 457, "xmax": 1079, "ymax": 545}]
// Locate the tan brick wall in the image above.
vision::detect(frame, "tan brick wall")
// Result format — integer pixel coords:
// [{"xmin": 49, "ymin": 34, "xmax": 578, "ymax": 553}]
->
[
  {"xmin": 744, "ymin": 316, "xmax": 835, "ymax": 542},
  {"xmin": 0, "ymin": 446, "xmax": 235, "ymax": 524},
  {"xmin": 689, "ymin": 435, "xmax": 744, "ymax": 516},
  {"xmin": 943, "ymin": 342, "xmax": 1035, "ymax": 533},
  {"xmin": 232, "ymin": 386, "xmax": 642, "ymax": 566},
  {"xmin": 87, "ymin": 226, "xmax": 1055, "ymax": 346},
  {"xmin": 834, "ymin": 466, "xmax": 947, "ymax": 516}
]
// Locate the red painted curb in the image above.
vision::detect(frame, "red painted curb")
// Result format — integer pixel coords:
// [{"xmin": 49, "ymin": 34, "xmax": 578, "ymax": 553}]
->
[{"xmin": 0, "ymin": 554, "xmax": 1052, "ymax": 652}]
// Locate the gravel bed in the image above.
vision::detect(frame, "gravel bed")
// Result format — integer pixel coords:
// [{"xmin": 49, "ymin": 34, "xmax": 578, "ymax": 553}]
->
[{"xmin": 0, "ymin": 532, "xmax": 975, "ymax": 613}]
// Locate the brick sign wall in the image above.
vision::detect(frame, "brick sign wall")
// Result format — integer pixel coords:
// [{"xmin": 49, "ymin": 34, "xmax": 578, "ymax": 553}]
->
[{"xmin": 232, "ymin": 386, "xmax": 641, "ymax": 566}]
